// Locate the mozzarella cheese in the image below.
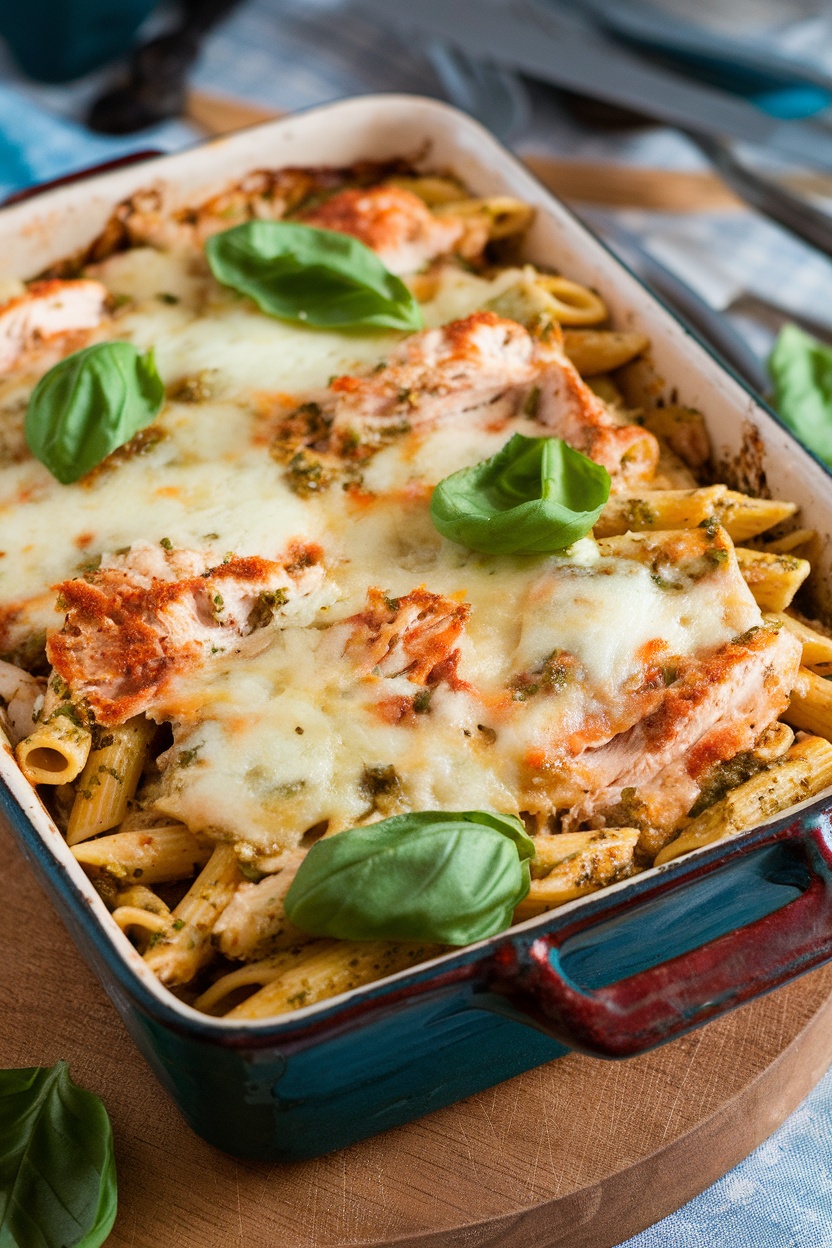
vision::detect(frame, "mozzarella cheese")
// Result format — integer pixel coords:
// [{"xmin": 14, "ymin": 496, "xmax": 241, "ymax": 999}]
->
[{"xmin": 0, "ymin": 245, "xmax": 780, "ymax": 857}]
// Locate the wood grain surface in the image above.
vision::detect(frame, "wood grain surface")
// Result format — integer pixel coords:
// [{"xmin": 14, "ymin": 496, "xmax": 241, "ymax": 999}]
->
[{"xmin": 3, "ymin": 815, "xmax": 832, "ymax": 1248}]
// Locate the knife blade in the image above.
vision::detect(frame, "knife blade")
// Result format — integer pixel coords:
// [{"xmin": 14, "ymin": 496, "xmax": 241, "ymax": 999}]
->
[{"xmin": 362, "ymin": 0, "xmax": 832, "ymax": 171}]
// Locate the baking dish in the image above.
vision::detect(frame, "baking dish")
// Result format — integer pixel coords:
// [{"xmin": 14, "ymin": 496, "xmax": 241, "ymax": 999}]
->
[{"xmin": 3, "ymin": 94, "xmax": 832, "ymax": 1161}]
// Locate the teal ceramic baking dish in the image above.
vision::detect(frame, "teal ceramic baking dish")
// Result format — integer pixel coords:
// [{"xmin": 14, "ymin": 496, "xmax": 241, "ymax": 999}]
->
[{"xmin": 3, "ymin": 96, "xmax": 832, "ymax": 1161}]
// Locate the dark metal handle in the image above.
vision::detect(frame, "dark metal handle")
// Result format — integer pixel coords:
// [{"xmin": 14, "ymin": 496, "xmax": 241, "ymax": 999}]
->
[
  {"xmin": 692, "ymin": 134, "xmax": 832, "ymax": 264},
  {"xmin": 486, "ymin": 809, "xmax": 832, "ymax": 1057}
]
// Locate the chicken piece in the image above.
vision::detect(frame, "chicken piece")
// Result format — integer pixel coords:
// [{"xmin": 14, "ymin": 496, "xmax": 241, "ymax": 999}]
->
[
  {"xmin": 564, "ymin": 623, "xmax": 801, "ymax": 833},
  {"xmin": 0, "ymin": 280, "xmax": 107, "ymax": 375},
  {"xmin": 534, "ymin": 330, "xmax": 659, "ymax": 483},
  {"xmin": 0, "ymin": 658, "xmax": 45, "ymax": 744},
  {"xmin": 344, "ymin": 587, "xmax": 469, "ymax": 685},
  {"xmin": 47, "ymin": 539, "xmax": 324, "ymax": 724},
  {"xmin": 94, "ymin": 164, "xmax": 410, "ymax": 255},
  {"xmin": 300, "ymin": 185, "xmax": 474, "ymax": 275},
  {"xmin": 323, "ymin": 311, "xmax": 658, "ymax": 482}
]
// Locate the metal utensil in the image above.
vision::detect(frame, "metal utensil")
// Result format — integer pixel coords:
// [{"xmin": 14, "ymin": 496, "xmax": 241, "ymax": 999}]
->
[
  {"xmin": 360, "ymin": 0, "xmax": 832, "ymax": 171},
  {"xmin": 693, "ymin": 135, "xmax": 832, "ymax": 263},
  {"xmin": 425, "ymin": 42, "xmax": 531, "ymax": 145},
  {"xmin": 558, "ymin": 0, "xmax": 832, "ymax": 118}
]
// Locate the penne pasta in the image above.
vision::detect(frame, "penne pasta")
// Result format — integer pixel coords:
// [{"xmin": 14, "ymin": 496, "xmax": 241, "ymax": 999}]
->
[
  {"xmin": 514, "ymin": 828, "xmax": 640, "ymax": 920},
  {"xmin": 387, "ymin": 174, "xmax": 467, "ymax": 206},
  {"xmin": 595, "ymin": 486, "xmax": 797, "ymax": 541},
  {"xmin": 226, "ymin": 940, "xmax": 443, "ymax": 1021},
  {"xmin": 535, "ymin": 279, "xmax": 608, "ymax": 327},
  {"xmin": 714, "ymin": 492, "xmax": 797, "ymax": 543},
  {"xmin": 641, "ymin": 405, "xmax": 711, "ymax": 471},
  {"xmin": 143, "ymin": 844, "xmax": 243, "ymax": 986},
  {"xmin": 761, "ymin": 527, "xmax": 821, "ymax": 565},
  {"xmin": 111, "ymin": 906, "xmax": 170, "ymax": 936},
  {"xmin": 734, "ymin": 548, "xmax": 811, "ymax": 612},
  {"xmin": 66, "ymin": 716, "xmax": 156, "ymax": 845},
  {"xmin": 595, "ymin": 486, "xmax": 720, "ymax": 537},
  {"xmin": 785, "ymin": 666, "xmax": 832, "ymax": 740},
  {"xmin": 16, "ymin": 709, "xmax": 91, "ymax": 785},
  {"xmin": 774, "ymin": 612, "xmax": 832, "ymax": 676},
  {"xmin": 72, "ymin": 822, "xmax": 213, "ymax": 884},
  {"xmin": 562, "ymin": 328, "xmax": 648, "ymax": 371},
  {"xmin": 435, "ymin": 195, "xmax": 535, "ymax": 241},
  {"xmin": 655, "ymin": 735, "xmax": 832, "ymax": 864},
  {"xmin": 194, "ymin": 946, "xmax": 324, "ymax": 1015}
]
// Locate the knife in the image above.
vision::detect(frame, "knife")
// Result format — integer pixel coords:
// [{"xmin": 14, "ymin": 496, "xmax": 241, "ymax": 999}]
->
[
  {"xmin": 559, "ymin": 0, "xmax": 832, "ymax": 119},
  {"xmin": 362, "ymin": 0, "xmax": 832, "ymax": 171}
]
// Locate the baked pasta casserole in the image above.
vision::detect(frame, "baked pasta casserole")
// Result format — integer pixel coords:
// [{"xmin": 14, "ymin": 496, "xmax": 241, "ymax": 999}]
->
[{"xmin": 2, "ymin": 161, "xmax": 832, "ymax": 1020}]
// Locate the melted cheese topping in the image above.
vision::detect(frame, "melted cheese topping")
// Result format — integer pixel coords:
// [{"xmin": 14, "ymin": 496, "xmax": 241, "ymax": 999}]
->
[
  {"xmin": 0, "ymin": 245, "xmax": 779, "ymax": 858},
  {"xmin": 152, "ymin": 529, "xmax": 761, "ymax": 855}
]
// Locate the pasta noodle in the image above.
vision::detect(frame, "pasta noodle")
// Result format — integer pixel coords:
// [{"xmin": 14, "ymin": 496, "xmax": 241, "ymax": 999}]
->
[
  {"xmin": 595, "ymin": 486, "xmax": 797, "ymax": 542},
  {"xmin": 785, "ymin": 667, "xmax": 832, "ymax": 740},
  {"xmin": 143, "ymin": 844, "xmax": 243, "ymax": 986},
  {"xmin": 66, "ymin": 716, "xmax": 155, "ymax": 845},
  {"xmin": 774, "ymin": 612, "xmax": 832, "ymax": 675},
  {"xmin": 16, "ymin": 712, "xmax": 91, "ymax": 785},
  {"xmin": 655, "ymin": 736, "xmax": 832, "ymax": 864},
  {"xmin": 434, "ymin": 195, "xmax": 535, "ymax": 240},
  {"xmin": 225, "ymin": 940, "xmax": 443, "ymax": 1020},
  {"xmin": 514, "ymin": 828, "xmax": 640, "ymax": 920},
  {"xmin": 71, "ymin": 823, "xmax": 212, "ymax": 884},
  {"xmin": 562, "ymin": 328, "xmax": 648, "ymax": 371},
  {"xmin": 734, "ymin": 548, "xmax": 811, "ymax": 611}
]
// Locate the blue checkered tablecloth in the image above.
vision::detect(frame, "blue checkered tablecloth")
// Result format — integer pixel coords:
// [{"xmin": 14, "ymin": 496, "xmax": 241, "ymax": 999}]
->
[{"xmin": 2, "ymin": 3, "xmax": 832, "ymax": 1243}]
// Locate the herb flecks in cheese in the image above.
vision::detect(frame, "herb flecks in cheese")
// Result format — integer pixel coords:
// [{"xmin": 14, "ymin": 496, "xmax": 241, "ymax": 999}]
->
[{"xmin": 147, "ymin": 529, "xmax": 794, "ymax": 857}]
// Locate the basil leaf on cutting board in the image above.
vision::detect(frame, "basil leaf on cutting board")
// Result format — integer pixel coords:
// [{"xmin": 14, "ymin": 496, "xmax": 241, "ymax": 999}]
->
[
  {"xmin": 430, "ymin": 432, "xmax": 611, "ymax": 554},
  {"xmin": 768, "ymin": 323, "xmax": 832, "ymax": 467},
  {"xmin": 284, "ymin": 810, "xmax": 535, "ymax": 945},
  {"xmin": 25, "ymin": 341, "xmax": 164, "ymax": 484},
  {"xmin": 204, "ymin": 220, "xmax": 423, "ymax": 332},
  {"xmin": 0, "ymin": 1061, "xmax": 117, "ymax": 1248}
]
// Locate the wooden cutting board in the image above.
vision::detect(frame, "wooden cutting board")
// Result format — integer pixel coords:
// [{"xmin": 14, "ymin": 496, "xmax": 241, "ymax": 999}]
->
[{"xmin": 3, "ymin": 815, "xmax": 832, "ymax": 1248}]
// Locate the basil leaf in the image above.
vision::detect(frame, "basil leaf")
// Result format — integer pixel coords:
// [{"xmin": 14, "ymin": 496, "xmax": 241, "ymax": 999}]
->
[
  {"xmin": 430, "ymin": 433, "xmax": 611, "ymax": 554},
  {"xmin": 204, "ymin": 220, "xmax": 423, "ymax": 332},
  {"xmin": 26, "ymin": 341, "xmax": 164, "ymax": 484},
  {"xmin": 768, "ymin": 323, "xmax": 832, "ymax": 467},
  {"xmin": 0, "ymin": 1061, "xmax": 117, "ymax": 1248},
  {"xmin": 284, "ymin": 810, "xmax": 535, "ymax": 946}
]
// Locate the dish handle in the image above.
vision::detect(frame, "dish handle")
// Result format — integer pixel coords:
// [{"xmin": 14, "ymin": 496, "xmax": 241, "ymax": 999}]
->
[{"xmin": 484, "ymin": 808, "xmax": 832, "ymax": 1057}]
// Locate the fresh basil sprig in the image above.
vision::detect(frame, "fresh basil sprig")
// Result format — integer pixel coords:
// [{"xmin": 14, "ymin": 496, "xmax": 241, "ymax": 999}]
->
[
  {"xmin": 768, "ymin": 324, "xmax": 832, "ymax": 467},
  {"xmin": 26, "ymin": 341, "xmax": 164, "ymax": 484},
  {"xmin": 204, "ymin": 220, "xmax": 423, "ymax": 332},
  {"xmin": 0, "ymin": 1061, "xmax": 117, "ymax": 1248},
  {"xmin": 284, "ymin": 810, "xmax": 535, "ymax": 945},
  {"xmin": 430, "ymin": 433, "xmax": 611, "ymax": 554}
]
